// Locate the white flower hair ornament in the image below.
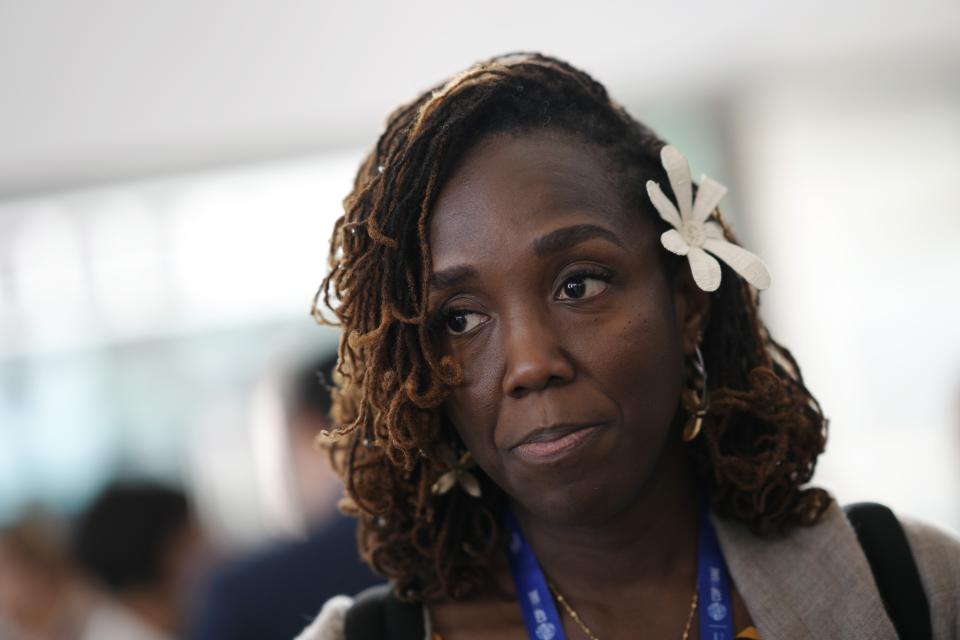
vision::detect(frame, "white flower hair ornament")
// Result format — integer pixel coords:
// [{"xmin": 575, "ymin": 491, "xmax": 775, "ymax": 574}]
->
[{"xmin": 646, "ymin": 146, "xmax": 771, "ymax": 292}]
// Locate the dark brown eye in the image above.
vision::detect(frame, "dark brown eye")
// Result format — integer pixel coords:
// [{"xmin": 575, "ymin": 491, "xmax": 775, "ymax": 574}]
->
[
  {"xmin": 447, "ymin": 313, "xmax": 468, "ymax": 333},
  {"xmin": 444, "ymin": 310, "xmax": 486, "ymax": 335},
  {"xmin": 557, "ymin": 275, "xmax": 608, "ymax": 301},
  {"xmin": 564, "ymin": 279, "xmax": 587, "ymax": 299}
]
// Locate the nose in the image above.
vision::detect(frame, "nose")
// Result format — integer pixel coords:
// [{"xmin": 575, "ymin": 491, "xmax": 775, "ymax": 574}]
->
[{"xmin": 500, "ymin": 308, "xmax": 575, "ymax": 397}]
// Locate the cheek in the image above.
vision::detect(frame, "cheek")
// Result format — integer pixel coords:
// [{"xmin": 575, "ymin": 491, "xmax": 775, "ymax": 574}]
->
[
  {"xmin": 553, "ymin": 262, "xmax": 685, "ymax": 432},
  {"xmin": 600, "ymin": 297, "xmax": 685, "ymax": 431},
  {"xmin": 440, "ymin": 339, "xmax": 511, "ymax": 484},
  {"xmin": 439, "ymin": 326, "xmax": 504, "ymax": 431},
  {"xmin": 442, "ymin": 368, "xmax": 500, "ymax": 452}
]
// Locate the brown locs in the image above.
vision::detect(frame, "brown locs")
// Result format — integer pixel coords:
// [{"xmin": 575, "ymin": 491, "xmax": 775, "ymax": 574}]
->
[{"xmin": 312, "ymin": 52, "xmax": 830, "ymax": 602}]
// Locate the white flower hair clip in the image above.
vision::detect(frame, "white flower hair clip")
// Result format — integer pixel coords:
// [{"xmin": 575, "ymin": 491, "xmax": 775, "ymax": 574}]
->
[{"xmin": 645, "ymin": 146, "xmax": 770, "ymax": 292}]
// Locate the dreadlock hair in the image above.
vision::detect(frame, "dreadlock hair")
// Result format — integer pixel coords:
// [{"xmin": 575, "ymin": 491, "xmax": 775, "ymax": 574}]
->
[{"xmin": 312, "ymin": 52, "xmax": 831, "ymax": 602}]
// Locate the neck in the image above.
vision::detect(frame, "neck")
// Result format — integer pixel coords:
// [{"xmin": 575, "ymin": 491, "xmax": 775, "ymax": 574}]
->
[{"xmin": 510, "ymin": 442, "xmax": 700, "ymax": 603}]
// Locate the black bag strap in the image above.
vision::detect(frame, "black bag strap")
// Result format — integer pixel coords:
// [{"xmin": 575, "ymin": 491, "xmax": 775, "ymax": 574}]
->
[
  {"xmin": 344, "ymin": 583, "xmax": 425, "ymax": 640},
  {"xmin": 844, "ymin": 502, "xmax": 932, "ymax": 640}
]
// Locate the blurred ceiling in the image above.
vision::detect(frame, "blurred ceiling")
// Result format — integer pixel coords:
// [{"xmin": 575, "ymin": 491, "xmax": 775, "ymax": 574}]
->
[{"xmin": 1, "ymin": 0, "xmax": 958, "ymax": 198}]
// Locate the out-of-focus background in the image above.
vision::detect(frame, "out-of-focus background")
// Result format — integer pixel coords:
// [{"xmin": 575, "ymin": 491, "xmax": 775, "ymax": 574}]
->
[{"xmin": 1, "ymin": 1, "xmax": 959, "ymax": 637}]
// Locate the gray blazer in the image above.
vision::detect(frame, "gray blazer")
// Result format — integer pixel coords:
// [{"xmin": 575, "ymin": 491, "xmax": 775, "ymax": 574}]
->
[
  {"xmin": 715, "ymin": 502, "xmax": 960, "ymax": 638},
  {"xmin": 297, "ymin": 502, "xmax": 960, "ymax": 639}
]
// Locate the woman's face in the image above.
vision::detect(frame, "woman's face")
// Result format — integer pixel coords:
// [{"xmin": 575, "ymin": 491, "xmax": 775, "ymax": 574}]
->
[{"xmin": 428, "ymin": 131, "xmax": 705, "ymax": 526}]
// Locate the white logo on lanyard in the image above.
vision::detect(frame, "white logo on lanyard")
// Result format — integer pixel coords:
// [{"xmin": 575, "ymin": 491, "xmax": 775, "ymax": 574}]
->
[{"xmin": 707, "ymin": 602, "xmax": 728, "ymax": 622}]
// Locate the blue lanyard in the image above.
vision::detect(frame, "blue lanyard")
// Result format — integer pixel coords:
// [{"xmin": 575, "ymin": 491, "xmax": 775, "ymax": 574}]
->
[
  {"xmin": 697, "ymin": 503, "xmax": 735, "ymax": 640},
  {"xmin": 505, "ymin": 509, "xmax": 568, "ymax": 640},
  {"xmin": 505, "ymin": 504, "xmax": 736, "ymax": 640}
]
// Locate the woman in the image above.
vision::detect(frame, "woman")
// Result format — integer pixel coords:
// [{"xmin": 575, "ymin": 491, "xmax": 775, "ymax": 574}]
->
[{"xmin": 300, "ymin": 53, "xmax": 960, "ymax": 639}]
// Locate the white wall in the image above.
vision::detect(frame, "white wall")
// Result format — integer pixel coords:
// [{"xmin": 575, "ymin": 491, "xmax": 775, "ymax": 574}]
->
[
  {"xmin": 735, "ymin": 68, "xmax": 960, "ymax": 532},
  {"xmin": 1, "ymin": 0, "xmax": 958, "ymax": 195}
]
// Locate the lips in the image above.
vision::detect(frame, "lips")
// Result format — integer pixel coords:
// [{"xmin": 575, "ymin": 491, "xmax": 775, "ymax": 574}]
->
[{"xmin": 508, "ymin": 423, "xmax": 603, "ymax": 461}]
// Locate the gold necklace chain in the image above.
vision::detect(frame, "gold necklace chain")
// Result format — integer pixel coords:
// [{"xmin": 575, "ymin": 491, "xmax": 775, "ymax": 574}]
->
[{"xmin": 547, "ymin": 580, "xmax": 699, "ymax": 640}]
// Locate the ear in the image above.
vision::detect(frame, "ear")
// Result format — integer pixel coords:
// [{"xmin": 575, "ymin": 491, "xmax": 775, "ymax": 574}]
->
[{"xmin": 671, "ymin": 263, "xmax": 711, "ymax": 356}]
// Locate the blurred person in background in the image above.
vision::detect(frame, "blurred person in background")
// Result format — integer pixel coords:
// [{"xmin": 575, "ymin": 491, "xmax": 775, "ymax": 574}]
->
[
  {"xmin": 73, "ymin": 481, "xmax": 210, "ymax": 640},
  {"xmin": 190, "ymin": 353, "xmax": 380, "ymax": 640},
  {"xmin": 0, "ymin": 509, "xmax": 89, "ymax": 640}
]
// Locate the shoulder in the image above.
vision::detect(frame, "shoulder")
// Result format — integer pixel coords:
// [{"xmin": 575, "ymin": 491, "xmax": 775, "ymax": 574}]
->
[
  {"xmin": 714, "ymin": 501, "xmax": 897, "ymax": 639},
  {"xmin": 294, "ymin": 595, "xmax": 353, "ymax": 640},
  {"xmin": 900, "ymin": 516, "xmax": 960, "ymax": 638},
  {"xmin": 715, "ymin": 501, "xmax": 960, "ymax": 639},
  {"xmin": 900, "ymin": 515, "xmax": 960, "ymax": 586}
]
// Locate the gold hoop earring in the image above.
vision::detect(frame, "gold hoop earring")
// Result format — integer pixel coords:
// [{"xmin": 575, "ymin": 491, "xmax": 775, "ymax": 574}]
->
[{"xmin": 681, "ymin": 346, "xmax": 709, "ymax": 442}]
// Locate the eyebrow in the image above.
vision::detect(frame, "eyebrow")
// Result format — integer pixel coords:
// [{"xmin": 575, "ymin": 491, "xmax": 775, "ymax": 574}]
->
[
  {"xmin": 429, "ymin": 264, "xmax": 478, "ymax": 290},
  {"xmin": 428, "ymin": 224, "xmax": 624, "ymax": 292},
  {"xmin": 532, "ymin": 223, "xmax": 625, "ymax": 257}
]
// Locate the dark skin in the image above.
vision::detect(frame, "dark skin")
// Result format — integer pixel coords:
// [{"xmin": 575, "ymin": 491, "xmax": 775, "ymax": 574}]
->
[{"xmin": 426, "ymin": 131, "xmax": 752, "ymax": 639}]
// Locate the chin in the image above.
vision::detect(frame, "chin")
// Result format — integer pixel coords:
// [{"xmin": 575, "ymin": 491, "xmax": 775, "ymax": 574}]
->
[
  {"xmin": 504, "ymin": 460, "xmax": 657, "ymax": 529},
  {"xmin": 530, "ymin": 482, "xmax": 641, "ymax": 528},
  {"xmin": 498, "ymin": 426, "xmax": 682, "ymax": 529}
]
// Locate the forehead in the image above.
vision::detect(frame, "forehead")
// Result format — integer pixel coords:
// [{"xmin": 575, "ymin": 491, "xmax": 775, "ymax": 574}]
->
[{"xmin": 429, "ymin": 131, "xmax": 643, "ymax": 266}]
